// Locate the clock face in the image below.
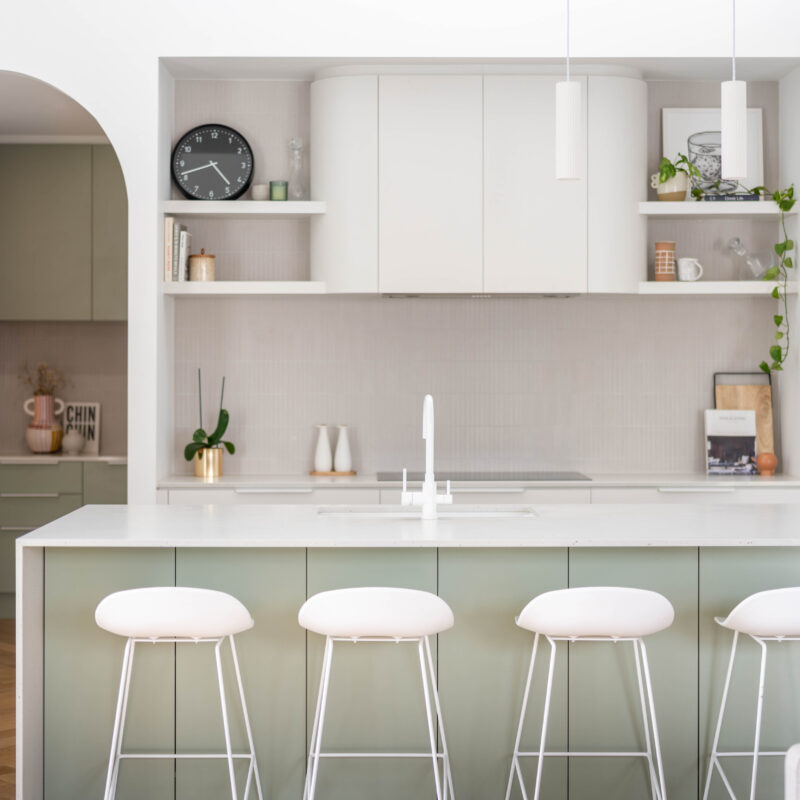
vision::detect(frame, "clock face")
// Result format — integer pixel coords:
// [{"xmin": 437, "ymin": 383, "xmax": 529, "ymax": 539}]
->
[{"xmin": 171, "ymin": 124, "xmax": 254, "ymax": 200}]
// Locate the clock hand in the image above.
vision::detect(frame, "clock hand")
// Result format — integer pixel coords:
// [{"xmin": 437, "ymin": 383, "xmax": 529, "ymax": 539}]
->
[
  {"xmin": 180, "ymin": 161, "xmax": 217, "ymax": 176},
  {"xmin": 210, "ymin": 162, "xmax": 230, "ymax": 185}
]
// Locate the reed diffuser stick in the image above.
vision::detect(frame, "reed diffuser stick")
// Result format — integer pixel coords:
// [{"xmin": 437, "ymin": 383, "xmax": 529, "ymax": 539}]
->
[
  {"xmin": 197, "ymin": 368, "xmax": 203, "ymax": 430},
  {"xmin": 219, "ymin": 376, "xmax": 226, "ymax": 416}
]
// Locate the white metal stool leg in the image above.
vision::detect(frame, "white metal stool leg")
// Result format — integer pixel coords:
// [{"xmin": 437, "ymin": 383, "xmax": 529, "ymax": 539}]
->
[
  {"xmin": 633, "ymin": 639, "xmax": 660, "ymax": 800},
  {"xmin": 424, "ymin": 635, "xmax": 455, "ymax": 800},
  {"xmin": 306, "ymin": 635, "xmax": 334, "ymax": 800},
  {"xmin": 505, "ymin": 634, "xmax": 539, "ymax": 800},
  {"xmin": 532, "ymin": 636, "xmax": 558, "ymax": 800},
  {"xmin": 749, "ymin": 638, "xmax": 769, "ymax": 800},
  {"xmin": 703, "ymin": 631, "xmax": 739, "ymax": 800},
  {"xmin": 214, "ymin": 638, "xmax": 238, "ymax": 800},
  {"xmin": 229, "ymin": 635, "xmax": 264, "ymax": 800},
  {"xmin": 103, "ymin": 638, "xmax": 135, "ymax": 800},
  {"xmin": 419, "ymin": 638, "xmax": 444, "ymax": 800},
  {"xmin": 638, "ymin": 639, "xmax": 668, "ymax": 800}
]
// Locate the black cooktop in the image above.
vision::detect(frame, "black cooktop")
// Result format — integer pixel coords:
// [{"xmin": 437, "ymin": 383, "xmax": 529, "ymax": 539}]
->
[{"xmin": 376, "ymin": 471, "xmax": 591, "ymax": 482}]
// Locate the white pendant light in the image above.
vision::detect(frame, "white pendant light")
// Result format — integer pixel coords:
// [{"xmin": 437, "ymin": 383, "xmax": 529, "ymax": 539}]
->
[
  {"xmin": 721, "ymin": 0, "xmax": 748, "ymax": 181},
  {"xmin": 555, "ymin": 0, "xmax": 580, "ymax": 180}
]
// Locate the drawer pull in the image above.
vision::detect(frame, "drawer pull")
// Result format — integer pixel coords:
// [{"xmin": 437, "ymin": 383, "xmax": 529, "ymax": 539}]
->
[
  {"xmin": 657, "ymin": 488, "xmax": 735, "ymax": 494},
  {"xmin": 0, "ymin": 492, "xmax": 59, "ymax": 498},
  {"xmin": 450, "ymin": 488, "xmax": 526, "ymax": 494},
  {"xmin": 0, "ymin": 526, "xmax": 35, "ymax": 532},
  {"xmin": 234, "ymin": 488, "xmax": 314, "ymax": 495}
]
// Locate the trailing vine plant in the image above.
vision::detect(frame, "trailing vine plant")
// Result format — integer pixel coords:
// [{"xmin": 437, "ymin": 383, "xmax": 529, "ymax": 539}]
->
[{"xmin": 657, "ymin": 153, "xmax": 704, "ymax": 199}]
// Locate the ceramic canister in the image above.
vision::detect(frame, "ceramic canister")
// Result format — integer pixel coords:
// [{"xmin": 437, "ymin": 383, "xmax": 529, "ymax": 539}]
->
[
  {"xmin": 188, "ymin": 248, "xmax": 216, "ymax": 281},
  {"xmin": 654, "ymin": 241, "xmax": 676, "ymax": 282}
]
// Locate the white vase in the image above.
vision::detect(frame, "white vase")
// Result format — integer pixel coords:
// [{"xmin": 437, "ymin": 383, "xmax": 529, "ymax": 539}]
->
[
  {"xmin": 314, "ymin": 425, "xmax": 332, "ymax": 472},
  {"xmin": 333, "ymin": 425, "xmax": 352, "ymax": 472}
]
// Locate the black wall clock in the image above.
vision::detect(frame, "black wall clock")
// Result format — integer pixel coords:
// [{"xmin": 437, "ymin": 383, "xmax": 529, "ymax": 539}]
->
[{"xmin": 171, "ymin": 124, "xmax": 254, "ymax": 200}]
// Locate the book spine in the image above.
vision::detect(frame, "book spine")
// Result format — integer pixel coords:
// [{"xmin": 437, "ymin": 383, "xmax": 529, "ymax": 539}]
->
[
  {"xmin": 163, "ymin": 217, "xmax": 174, "ymax": 282},
  {"xmin": 172, "ymin": 224, "xmax": 182, "ymax": 282},
  {"xmin": 178, "ymin": 230, "xmax": 191, "ymax": 281}
]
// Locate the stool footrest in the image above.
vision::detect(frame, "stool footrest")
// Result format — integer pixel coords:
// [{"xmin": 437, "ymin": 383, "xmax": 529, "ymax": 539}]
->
[
  {"xmin": 715, "ymin": 751, "xmax": 786, "ymax": 758},
  {"xmin": 518, "ymin": 751, "xmax": 649, "ymax": 758},
  {"xmin": 315, "ymin": 752, "xmax": 446, "ymax": 759},
  {"xmin": 120, "ymin": 753, "xmax": 254, "ymax": 760}
]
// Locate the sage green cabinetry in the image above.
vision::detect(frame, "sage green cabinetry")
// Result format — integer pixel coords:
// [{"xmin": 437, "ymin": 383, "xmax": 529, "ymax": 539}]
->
[
  {"xmin": 306, "ymin": 548, "xmax": 438, "ymax": 800},
  {"xmin": 0, "ymin": 144, "xmax": 126, "ymax": 321},
  {"xmin": 44, "ymin": 548, "xmax": 175, "ymax": 800},
  {"xmin": 83, "ymin": 461, "xmax": 127, "ymax": 504}
]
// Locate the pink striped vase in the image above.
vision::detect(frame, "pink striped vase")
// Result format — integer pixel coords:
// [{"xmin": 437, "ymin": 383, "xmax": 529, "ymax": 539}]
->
[{"xmin": 24, "ymin": 395, "xmax": 64, "ymax": 454}]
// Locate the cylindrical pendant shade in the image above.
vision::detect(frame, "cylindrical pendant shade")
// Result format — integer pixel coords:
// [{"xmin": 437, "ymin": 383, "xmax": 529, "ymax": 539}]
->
[
  {"xmin": 555, "ymin": 80, "xmax": 581, "ymax": 180},
  {"xmin": 721, "ymin": 79, "xmax": 748, "ymax": 181}
]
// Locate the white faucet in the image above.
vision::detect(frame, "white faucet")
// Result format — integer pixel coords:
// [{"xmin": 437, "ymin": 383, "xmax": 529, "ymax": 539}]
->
[{"xmin": 401, "ymin": 394, "xmax": 453, "ymax": 519}]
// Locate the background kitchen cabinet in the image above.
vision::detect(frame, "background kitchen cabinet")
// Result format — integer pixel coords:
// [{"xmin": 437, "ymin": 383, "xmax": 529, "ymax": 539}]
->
[
  {"xmin": 483, "ymin": 75, "xmax": 587, "ymax": 293},
  {"xmin": 0, "ymin": 145, "xmax": 93, "ymax": 320},
  {"xmin": 83, "ymin": 461, "xmax": 128, "ymax": 504},
  {"xmin": 378, "ymin": 75, "xmax": 483, "ymax": 294},
  {"xmin": 167, "ymin": 487, "xmax": 379, "ymax": 505},
  {"xmin": 0, "ymin": 144, "xmax": 127, "ymax": 321}
]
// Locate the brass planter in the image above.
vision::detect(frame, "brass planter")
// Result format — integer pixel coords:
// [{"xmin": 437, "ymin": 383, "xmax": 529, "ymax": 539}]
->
[{"xmin": 194, "ymin": 447, "xmax": 223, "ymax": 479}]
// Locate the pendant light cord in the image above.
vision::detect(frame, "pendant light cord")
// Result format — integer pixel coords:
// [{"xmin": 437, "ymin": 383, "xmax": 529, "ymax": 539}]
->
[
  {"xmin": 566, "ymin": 0, "xmax": 571, "ymax": 81},
  {"xmin": 731, "ymin": 0, "xmax": 736, "ymax": 80}
]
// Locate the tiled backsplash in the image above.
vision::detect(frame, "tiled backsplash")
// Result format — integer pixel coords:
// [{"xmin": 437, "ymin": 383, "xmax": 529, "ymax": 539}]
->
[
  {"xmin": 173, "ymin": 296, "xmax": 775, "ymax": 475},
  {"xmin": 0, "ymin": 322, "xmax": 127, "ymax": 454}
]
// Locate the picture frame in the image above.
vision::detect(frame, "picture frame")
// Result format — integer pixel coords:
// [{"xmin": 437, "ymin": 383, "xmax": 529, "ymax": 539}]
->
[{"xmin": 63, "ymin": 402, "xmax": 101, "ymax": 455}]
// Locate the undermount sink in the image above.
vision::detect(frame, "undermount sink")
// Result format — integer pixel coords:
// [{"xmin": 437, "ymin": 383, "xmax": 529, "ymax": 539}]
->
[{"xmin": 317, "ymin": 505, "xmax": 538, "ymax": 519}]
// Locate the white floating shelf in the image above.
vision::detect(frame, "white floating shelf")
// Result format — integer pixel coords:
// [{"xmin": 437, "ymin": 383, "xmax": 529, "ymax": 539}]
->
[
  {"xmin": 161, "ymin": 200, "xmax": 326, "ymax": 219},
  {"xmin": 638, "ymin": 281, "xmax": 796, "ymax": 296},
  {"xmin": 639, "ymin": 201, "xmax": 795, "ymax": 220},
  {"xmin": 163, "ymin": 281, "xmax": 327, "ymax": 295}
]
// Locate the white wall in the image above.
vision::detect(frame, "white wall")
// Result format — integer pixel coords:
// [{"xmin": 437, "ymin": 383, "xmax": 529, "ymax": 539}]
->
[{"xmin": 2, "ymin": 0, "xmax": 800, "ymax": 498}]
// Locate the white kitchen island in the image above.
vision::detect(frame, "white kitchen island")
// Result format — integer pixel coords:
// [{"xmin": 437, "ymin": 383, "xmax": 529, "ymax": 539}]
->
[{"xmin": 18, "ymin": 503, "xmax": 800, "ymax": 800}]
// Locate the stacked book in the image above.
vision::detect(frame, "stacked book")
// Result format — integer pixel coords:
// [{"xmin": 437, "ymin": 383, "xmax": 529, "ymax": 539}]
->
[{"xmin": 163, "ymin": 216, "xmax": 192, "ymax": 281}]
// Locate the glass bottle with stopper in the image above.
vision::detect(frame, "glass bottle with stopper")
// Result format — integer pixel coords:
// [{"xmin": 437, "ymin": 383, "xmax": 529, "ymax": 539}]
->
[
  {"xmin": 728, "ymin": 237, "xmax": 768, "ymax": 281},
  {"xmin": 287, "ymin": 137, "xmax": 307, "ymax": 201}
]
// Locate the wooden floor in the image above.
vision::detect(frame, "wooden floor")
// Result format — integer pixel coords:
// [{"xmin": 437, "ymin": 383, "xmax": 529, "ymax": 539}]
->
[{"xmin": 0, "ymin": 620, "xmax": 14, "ymax": 800}]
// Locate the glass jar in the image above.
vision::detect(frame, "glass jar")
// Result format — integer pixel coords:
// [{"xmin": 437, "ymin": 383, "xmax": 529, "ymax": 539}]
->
[{"xmin": 287, "ymin": 137, "xmax": 307, "ymax": 201}]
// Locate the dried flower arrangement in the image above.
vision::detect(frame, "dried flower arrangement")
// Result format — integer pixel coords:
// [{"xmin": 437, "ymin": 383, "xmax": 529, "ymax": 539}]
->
[{"xmin": 19, "ymin": 362, "xmax": 66, "ymax": 396}]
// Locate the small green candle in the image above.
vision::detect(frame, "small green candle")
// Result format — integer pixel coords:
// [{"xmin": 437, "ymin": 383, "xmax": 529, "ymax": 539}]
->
[{"xmin": 269, "ymin": 180, "xmax": 288, "ymax": 201}]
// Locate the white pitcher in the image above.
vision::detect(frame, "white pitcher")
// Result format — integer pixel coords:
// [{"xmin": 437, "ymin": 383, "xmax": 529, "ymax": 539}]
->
[
  {"xmin": 314, "ymin": 425, "xmax": 332, "ymax": 472},
  {"xmin": 333, "ymin": 425, "xmax": 352, "ymax": 473}
]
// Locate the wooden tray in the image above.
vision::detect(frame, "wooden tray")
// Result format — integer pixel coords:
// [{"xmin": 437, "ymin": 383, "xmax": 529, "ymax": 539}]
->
[
  {"xmin": 309, "ymin": 470, "xmax": 357, "ymax": 477},
  {"xmin": 714, "ymin": 373, "xmax": 774, "ymax": 455}
]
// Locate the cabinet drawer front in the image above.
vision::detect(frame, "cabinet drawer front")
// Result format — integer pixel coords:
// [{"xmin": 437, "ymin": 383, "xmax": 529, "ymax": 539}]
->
[
  {"xmin": 83, "ymin": 462, "xmax": 127, "ymax": 504},
  {"xmin": 168, "ymin": 488, "xmax": 380, "ymax": 505},
  {"xmin": 379, "ymin": 487, "xmax": 591, "ymax": 504},
  {"xmin": 591, "ymin": 487, "xmax": 800, "ymax": 504},
  {"xmin": 0, "ymin": 493, "xmax": 82, "ymax": 527},
  {"xmin": 0, "ymin": 462, "xmax": 82, "ymax": 494}
]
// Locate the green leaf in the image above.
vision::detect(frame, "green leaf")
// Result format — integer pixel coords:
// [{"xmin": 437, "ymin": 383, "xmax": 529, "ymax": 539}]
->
[
  {"xmin": 770, "ymin": 345, "xmax": 783, "ymax": 362},
  {"xmin": 751, "ymin": 186, "xmax": 766, "ymax": 196},
  {"xmin": 786, "ymin": 239, "xmax": 795, "ymax": 251},
  {"xmin": 658, "ymin": 157, "xmax": 676, "ymax": 184},
  {"xmin": 786, "ymin": 257, "xmax": 794, "ymax": 269},
  {"xmin": 774, "ymin": 315, "xmax": 784, "ymax": 326},
  {"xmin": 772, "ymin": 363, "xmax": 784, "ymax": 371},
  {"xmin": 222, "ymin": 441, "xmax": 236, "ymax": 455},
  {"xmin": 776, "ymin": 331, "xmax": 785, "ymax": 340},
  {"xmin": 759, "ymin": 361, "xmax": 772, "ymax": 375},
  {"xmin": 192, "ymin": 428, "xmax": 208, "ymax": 443},
  {"xmin": 184, "ymin": 442, "xmax": 205, "ymax": 462},
  {"xmin": 772, "ymin": 287, "xmax": 780, "ymax": 299},
  {"xmin": 775, "ymin": 242, "xmax": 787, "ymax": 256},
  {"xmin": 764, "ymin": 266, "xmax": 780, "ymax": 280},
  {"xmin": 206, "ymin": 409, "xmax": 230, "ymax": 446}
]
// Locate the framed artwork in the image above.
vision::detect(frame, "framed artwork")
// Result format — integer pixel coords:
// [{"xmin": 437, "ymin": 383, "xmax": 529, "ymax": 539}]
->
[
  {"xmin": 63, "ymin": 402, "xmax": 101, "ymax": 455},
  {"xmin": 662, "ymin": 107, "xmax": 764, "ymax": 193}
]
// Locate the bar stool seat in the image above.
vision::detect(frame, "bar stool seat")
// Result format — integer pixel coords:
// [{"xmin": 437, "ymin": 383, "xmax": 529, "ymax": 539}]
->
[
  {"xmin": 95, "ymin": 586, "xmax": 254, "ymax": 639},
  {"xmin": 299, "ymin": 587, "xmax": 455, "ymax": 800},
  {"xmin": 517, "ymin": 586, "xmax": 675, "ymax": 638},
  {"xmin": 298, "ymin": 586, "xmax": 454, "ymax": 638},
  {"xmin": 716, "ymin": 586, "xmax": 800, "ymax": 637},
  {"xmin": 96, "ymin": 587, "xmax": 262, "ymax": 800}
]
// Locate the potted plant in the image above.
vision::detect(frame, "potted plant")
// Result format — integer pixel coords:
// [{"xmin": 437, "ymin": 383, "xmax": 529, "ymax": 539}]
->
[
  {"xmin": 183, "ymin": 370, "xmax": 235, "ymax": 479},
  {"xmin": 651, "ymin": 153, "xmax": 702, "ymax": 201},
  {"xmin": 19, "ymin": 362, "xmax": 67, "ymax": 453}
]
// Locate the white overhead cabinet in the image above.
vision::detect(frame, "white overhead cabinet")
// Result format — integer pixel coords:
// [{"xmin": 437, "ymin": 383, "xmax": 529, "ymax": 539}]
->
[
  {"xmin": 483, "ymin": 75, "xmax": 588, "ymax": 293},
  {"xmin": 378, "ymin": 75, "xmax": 483, "ymax": 293}
]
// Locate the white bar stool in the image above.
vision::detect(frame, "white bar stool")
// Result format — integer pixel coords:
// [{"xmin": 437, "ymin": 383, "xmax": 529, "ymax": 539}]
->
[
  {"xmin": 505, "ymin": 586, "xmax": 675, "ymax": 800},
  {"xmin": 298, "ymin": 586, "xmax": 456, "ymax": 800},
  {"xmin": 95, "ymin": 586, "xmax": 263, "ymax": 800},
  {"xmin": 703, "ymin": 587, "xmax": 800, "ymax": 800}
]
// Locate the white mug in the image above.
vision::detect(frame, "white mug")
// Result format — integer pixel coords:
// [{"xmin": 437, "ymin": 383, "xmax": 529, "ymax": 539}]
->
[{"xmin": 677, "ymin": 257, "xmax": 704, "ymax": 281}]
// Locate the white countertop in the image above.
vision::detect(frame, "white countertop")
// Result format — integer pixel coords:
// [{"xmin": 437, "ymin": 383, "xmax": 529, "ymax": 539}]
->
[
  {"xmin": 19, "ymin": 502, "xmax": 800, "ymax": 549},
  {"xmin": 158, "ymin": 472, "xmax": 800, "ymax": 489},
  {"xmin": 0, "ymin": 454, "xmax": 127, "ymax": 464}
]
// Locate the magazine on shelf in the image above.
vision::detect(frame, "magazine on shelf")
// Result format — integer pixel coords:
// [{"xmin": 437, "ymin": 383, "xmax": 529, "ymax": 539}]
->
[{"xmin": 704, "ymin": 409, "xmax": 757, "ymax": 475}]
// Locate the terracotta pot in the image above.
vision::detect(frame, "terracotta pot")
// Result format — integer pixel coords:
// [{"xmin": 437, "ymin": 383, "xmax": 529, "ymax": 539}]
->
[
  {"xmin": 24, "ymin": 395, "xmax": 64, "ymax": 453},
  {"xmin": 756, "ymin": 453, "xmax": 778, "ymax": 477},
  {"xmin": 194, "ymin": 446, "xmax": 223, "ymax": 479}
]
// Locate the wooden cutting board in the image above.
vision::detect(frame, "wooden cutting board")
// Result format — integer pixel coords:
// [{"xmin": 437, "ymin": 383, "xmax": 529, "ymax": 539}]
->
[{"xmin": 715, "ymin": 384, "xmax": 774, "ymax": 454}]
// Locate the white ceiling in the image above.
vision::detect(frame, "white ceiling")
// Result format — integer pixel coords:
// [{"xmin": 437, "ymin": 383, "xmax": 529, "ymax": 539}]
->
[{"xmin": 0, "ymin": 71, "xmax": 106, "ymax": 139}]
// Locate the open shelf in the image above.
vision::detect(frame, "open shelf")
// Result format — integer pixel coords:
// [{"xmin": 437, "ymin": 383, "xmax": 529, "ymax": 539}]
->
[
  {"xmin": 162, "ymin": 200, "xmax": 326, "ymax": 219},
  {"xmin": 162, "ymin": 281, "xmax": 327, "ymax": 295},
  {"xmin": 638, "ymin": 281, "xmax": 796, "ymax": 296},
  {"xmin": 639, "ymin": 201, "xmax": 795, "ymax": 220}
]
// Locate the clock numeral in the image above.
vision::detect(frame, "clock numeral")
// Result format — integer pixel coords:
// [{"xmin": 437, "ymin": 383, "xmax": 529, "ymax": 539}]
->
[
  {"xmin": 179, "ymin": 160, "xmax": 185, "ymax": 167},
  {"xmin": 209, "ymin": 190, "xmax": 214, "ymax": 198},
  {"xmin": 194, "ymin": 185, "xmax": 199, "ymax": 192},
  {"xmin": 181, "ymin": 175, "xmax": 187, "ymax": 181},
  {"xmin": 237, "ymin": 148, "xmax": 242, "ymax": 154},
  {"xmin": 237, "ymin": 177, "xmax": 243, "ymax": 183},
  {"xmin": 195, "ymin": 135, "xmax": 202, "ymax": 143},
  {"xmin": 184, "ymin": 146, "xmax": 192, "ymax": 153},
  {"xmin": 241, "ymin": 162, "xmax": 246, "ymax": 169},
  {"xmin": 225, "ymin": 186, "xmax": 231, "ymax": 194},
  {"xmin": 210, "ymin": 131, "xmax": 218, "ymax": 139},
  {"xmin": 229, "ymin": 137, "xmax": 233, "ymax": 144}
]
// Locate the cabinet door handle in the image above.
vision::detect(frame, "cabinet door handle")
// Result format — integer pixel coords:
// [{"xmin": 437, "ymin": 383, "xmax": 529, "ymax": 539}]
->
[
  {"xmin": 657, "ymin": 487, "xmax": 735, "ymax": 494},
  {"xmin": 0, "ymin": 526, "xmax": 35, "ymax": 532},
  {"xmin": 449, "ymin": 487, "xmax": 526, "ymax": 494},
  {"xmin": 0, "ymin": 492, "xmax": 59, "ymax": 498},
  {"xmin": 234, "ymin": 488, "xmax": 314, "ymax": 495}
]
